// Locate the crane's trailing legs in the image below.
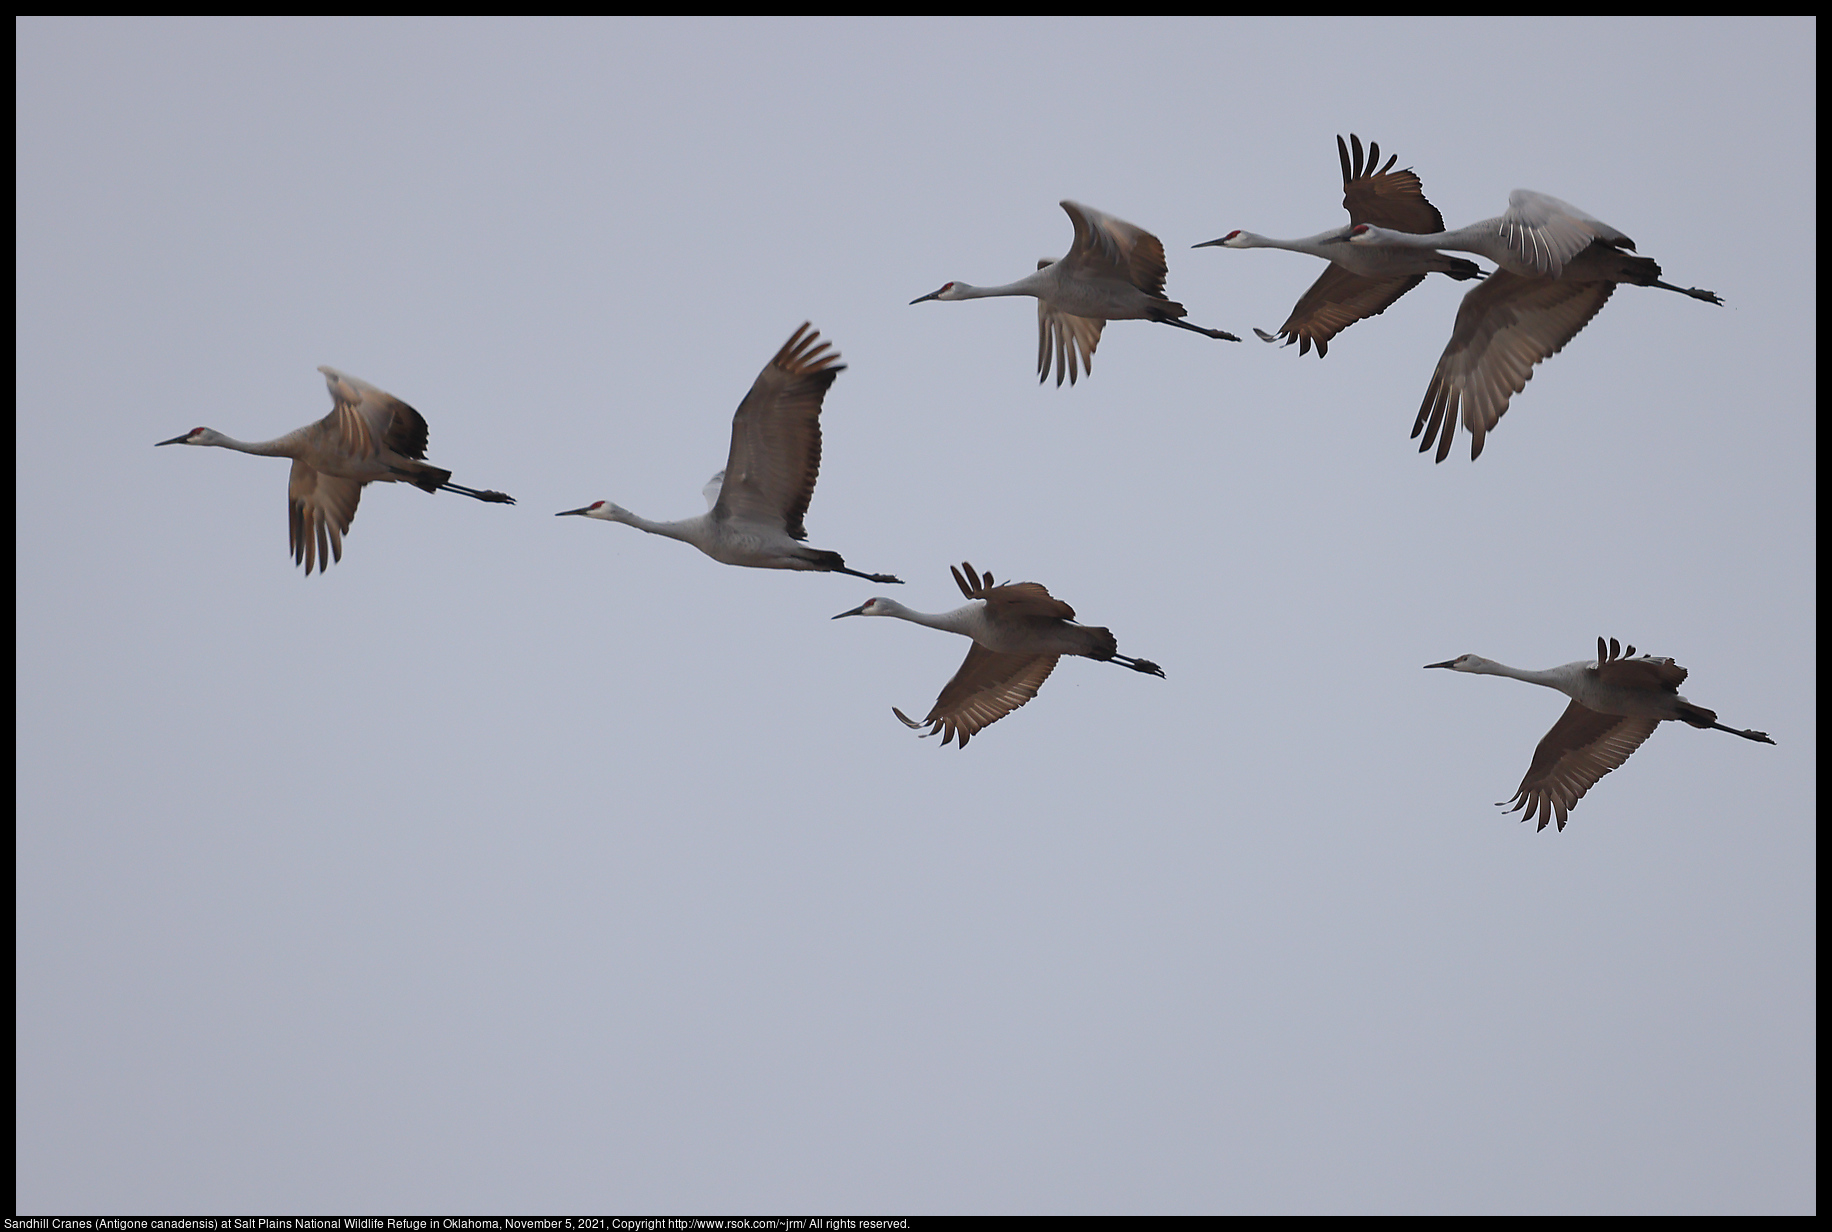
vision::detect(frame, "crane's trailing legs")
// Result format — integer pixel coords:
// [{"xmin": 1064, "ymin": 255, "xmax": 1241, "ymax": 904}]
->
[
  {"xmin": 428, "ymin": 477, "xmax": 515, "ymax": 503},
  {"xmin": 1109, "ymin": 653, "xmax": 1166, "ymax": 677},
  {"xmin": 806, "ymin": 551, "xmax": 902, "ymax": 585},
  {"xmin": 1154, "ymin": 316, "xmax": 1241, "ymax": 342}
]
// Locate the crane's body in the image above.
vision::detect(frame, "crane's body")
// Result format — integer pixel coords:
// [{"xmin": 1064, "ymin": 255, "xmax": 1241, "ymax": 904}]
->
[
  {"xmin": 1427, "ymin": 638, "xmax": 1774, "ymax": 830},
  {"xmin": 1348, "ymin": 189, "xmax": 1636, "ymax": 277},
  {"xmin": 1346, "ymin": 190, "xmax": 1722, "ymax": 460},
  {"xmin": 835, "ymin": 562, "xmax": 1163, "ymax": 747},
  {"xmin": 1348, "ymin": 192, "xmax": 1720, "ymax": 298},
  {"xmin": 156, "ymin": 366, "xmax": 514, "ymax": 574},
  {"xmin": 561, "ymin": 501, "xmax": 879, "ymax": 576},
  {"xmin": 1196, "ymin": 135, "xmax": 1482, "ymax": 356},
  {"xmin": 912, "ymin": 200, "xmax": 1239, "ymax": 386},
  {"xmin": 557, "ymin": 324, "xmax": 900, "ymax": 584},
  {"xmin": 1213, "ymin": 228, "xmax": 1478, "ymax": 279}
]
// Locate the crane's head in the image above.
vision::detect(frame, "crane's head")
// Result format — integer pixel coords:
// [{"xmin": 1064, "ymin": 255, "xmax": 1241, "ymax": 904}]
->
[
  {"xmin": 1424, "ymin": 654, "xmax": 1497, "ymax": 674},
  {"xmin": 1346, "ymin": 223, "xmax": 1393, "ymax": 245},
  {"xmin": 832, "ymin": 597, "xmax": 902, "ymax": 620},
  {"xmin": 555, "ymin": 500, "xmax": 631, "ymax": 523},
  {"xmin": 910, "ymin": 282, "xmax": 969, "ymax": 304},
  {"xmin": 155, "ymin": 427, "xmax": 221, "ymax": 447},
  {"xmin": 1192, "ymin": 230, "xmax": 1249, "ymax": 249}
]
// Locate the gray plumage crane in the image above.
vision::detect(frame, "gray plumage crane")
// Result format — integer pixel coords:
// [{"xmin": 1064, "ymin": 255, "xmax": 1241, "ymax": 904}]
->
[
  {"xmin": 1348, "ymin": 190, "xmax": 1722, "ymax": 459},
  {"xmin": 557, "ymin": 324, "xmax": 900, "ymax": 583},
  {"xmin": 912, "ymin": 200, "xmax": 1239, "ymax": 386}
]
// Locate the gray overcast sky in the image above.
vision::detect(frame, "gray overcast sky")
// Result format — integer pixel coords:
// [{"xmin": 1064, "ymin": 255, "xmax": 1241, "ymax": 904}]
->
[{"xmin": 16, "ymin": 16, "xmax": 1814, "ymax": 1214}]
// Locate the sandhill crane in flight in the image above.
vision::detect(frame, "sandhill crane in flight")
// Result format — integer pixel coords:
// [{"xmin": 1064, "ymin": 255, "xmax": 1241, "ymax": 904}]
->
[
  {"xmin": 557, "ymin": 324, "xmax": 901, "ymax": 584},
  {"xmin": 1426, "ymin": 637, "xmax": 1774, "ymax": 831},
  {"xmin": 1348, "ymin": 190, "xmax": 1722, "ymax": 460},
  {"xmin": 833, "ymin": 562, "xmax": 1164, "ymax": 747},
  {"xmin": 1193, "ymin": 134, "xmax": 1483, "ymax": 357},
  {"xmin": 156, "ymin": 366, "xmax": 515, "ymax": 574},
  {"xmin": 911, "ymin": 200, "xmax": 1240, "ymax": 386}
]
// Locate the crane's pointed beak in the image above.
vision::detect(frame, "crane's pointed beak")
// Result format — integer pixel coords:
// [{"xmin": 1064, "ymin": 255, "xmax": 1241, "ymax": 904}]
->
[
  {"xmin": 832, "ymin": 603, "xmax": 870, "ymax": 619},
  {"xmin": 555, "ymin": 506, "xmax": 593, "ymax": 517},
  {"xmin": 154, "ymin": 434, "xmax": 189, "ymax": 446},
  {"xmin": 1423, "ymin": 659, "xmax": 1458, "ymax": 670},
  {"xmin": 910, "ymin": 288, "xmax": 945, "ymax": 305},
  {"xmin": 1192, "ymin": 238, "xmax": 1225, "ymax": 248}
]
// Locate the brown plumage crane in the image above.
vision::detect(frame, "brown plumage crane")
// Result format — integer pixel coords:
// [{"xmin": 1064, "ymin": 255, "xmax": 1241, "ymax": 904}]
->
[
  {"xmin": 156, "ymin": 366, "xmax": 515, "ymax": 574},
  {"xmin": 1194, "ymin": 134, "xmax": 1483, "ymax": 356},
  {"xmin": 1426, "ymin": 638, "xmax": 1774, "ymax": 831},
  {"xmin": 834, "ymin": 562, "xmax": 1164, "ymax": 747}
]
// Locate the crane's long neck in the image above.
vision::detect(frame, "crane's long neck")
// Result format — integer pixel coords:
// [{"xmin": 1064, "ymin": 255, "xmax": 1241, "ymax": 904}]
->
[
  {"xmin": 1359, "ymin": 220, "xmax": 1519, "ymax": 267},
  {"xmin": 874, "ymin": 598, "xmax": 986, "ymax": 638},
  {"xmin": 952, "ymin": 269, "xmax": 1053, "ymax": 300},
  {"xmin": 611, "ymin": 507, "xmax": 713, "ymax": 546},
  {"xmin": 1468, "ymin": 659, "xmax": 1575, "ymax": 693},
  {"xmin": 1371, "ymin": 223, "xmax": 1478, "ymax": 250},
  {"xmin": 208, "ymin": 430, "xmax": 308, "ymax": 458},
  {"xmin": 1224, "ymin": 229, "xmax": 1350, "ymax": 258}
]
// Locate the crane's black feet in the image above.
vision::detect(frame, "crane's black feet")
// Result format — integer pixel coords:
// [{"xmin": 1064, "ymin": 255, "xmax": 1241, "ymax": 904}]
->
[
  {"xmin": 834, "ymin": 566, "xmax": 904, "ymax": 584},
  {"xmin": 443, "ymin": 481, "xmax": 516, "ymax": 504},
  {"xmin": 1158, "ymin": 316, "xmax": 1242, "ymax": 342}
]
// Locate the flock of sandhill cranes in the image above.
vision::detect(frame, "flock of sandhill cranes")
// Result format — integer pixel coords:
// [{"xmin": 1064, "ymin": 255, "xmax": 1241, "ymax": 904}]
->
[{"xmin": 157, "ymin": 134, "xmax": 1773, "ymax": 828}]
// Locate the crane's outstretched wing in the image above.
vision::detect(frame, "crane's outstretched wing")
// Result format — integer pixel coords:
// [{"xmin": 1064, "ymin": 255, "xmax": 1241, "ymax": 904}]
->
[
  {"xmin": 1501, "ymin": 700, "xmax": 1661, "ymax": 831},
  {"xmin": 1262, "ymin": 135, "xmax": 1458, "ymax": 357},
  {"xmin": 1496, "ymin": 189, "xmax": 1634, "ymax": 278},
  {"xmin": 287, "ymin": 459, "xmax": 364, "ymax": 575},
  {"xmin": 713, "ymin": 323, "xmax": 844, "ymax": 539},
  {"xmin": 318, "ymin": 365, "xmax": 432, "ymax": 463},
  {"xmin": 1058, "ymin": 201, "xmax": 1171, "ymax": 300},
  {"xmin": 951, "ymin": 561, "xmax": 1078, "ymax": 621},
  {"xmin": 1038, "ymin": 288, "xmax": 1107, "ymax": 386},
  {"xmin": 1414, "ymin": 270, "xmax": 1616, "ymax": 461},
  {"xmin": 1265, "ymin": 265, "xmax": 1431, "ymax": 358},
  {"xmin": 1338, "ymin": 134, "xmax": 1447, "ymax": 234},
  {"xmin": 1592, "ymin": 636, "xmax": 1689, "ymax": 692},
  {"xmin": 895, "ymin": 645, "xmax": 1060, "ymax": 749}
]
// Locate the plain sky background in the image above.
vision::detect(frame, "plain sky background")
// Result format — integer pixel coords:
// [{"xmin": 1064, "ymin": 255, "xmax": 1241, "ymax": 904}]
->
[{"xmin": 16, "ymin": 17, "xmax": 1814, "ymax": 1215}]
